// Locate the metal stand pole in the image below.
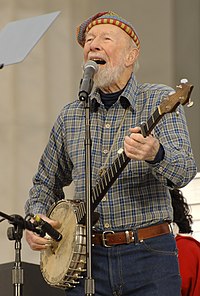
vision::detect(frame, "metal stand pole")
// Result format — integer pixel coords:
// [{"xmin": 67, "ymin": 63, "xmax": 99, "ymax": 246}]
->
[
  {"xmin": 79, "ymin": 61, "xmax": 98, "ymax": 295},
  {"xmin": 7, "ymin": 216, "xmax": 24, "ymax": 296},
  {"xmin": 83, "ymin": 96, "xmax": 95, "ymax": 296}
]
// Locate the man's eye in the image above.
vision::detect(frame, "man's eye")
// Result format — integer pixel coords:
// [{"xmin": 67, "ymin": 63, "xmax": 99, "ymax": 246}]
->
[
  {"xmin": 105, "ymin": 37, "xmax": 111, "ymax": 40},
  {"xmin": 86, "ymin": 38, "xmax": 93, "ymax": 43}
]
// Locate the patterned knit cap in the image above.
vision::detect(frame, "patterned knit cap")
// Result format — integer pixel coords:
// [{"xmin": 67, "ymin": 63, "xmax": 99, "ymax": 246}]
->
[{"xmin": 76, "ymin": 11, "xmax": 140, "ymax": 50}]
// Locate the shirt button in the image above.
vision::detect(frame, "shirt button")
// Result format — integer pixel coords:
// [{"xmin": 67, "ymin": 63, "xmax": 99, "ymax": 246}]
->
[
  {"xmin": 102, "ymin": 196, "xmax": 107, "ymax": 202},
  {"xmin": 104, "ymin": 223, "xmax": 110, "ymax": 228},
  {"xmin": 103, "ymin": 149, "xmax": 109, "ymax": 154},
  {"xmin": 105, "ymin": 123, "xmax": 111, "ymax": 128}
]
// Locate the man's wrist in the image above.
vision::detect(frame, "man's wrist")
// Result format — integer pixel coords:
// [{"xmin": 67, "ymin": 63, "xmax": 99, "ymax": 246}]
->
[{"xmin": 146, "ymin": 144, "xmax": 165, "ymax": 164}]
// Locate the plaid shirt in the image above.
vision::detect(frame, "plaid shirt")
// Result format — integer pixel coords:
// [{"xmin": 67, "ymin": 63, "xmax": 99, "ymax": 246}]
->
[{"xmin": 25, "ymin": 74, "xmax": 197, "ymax": 231}]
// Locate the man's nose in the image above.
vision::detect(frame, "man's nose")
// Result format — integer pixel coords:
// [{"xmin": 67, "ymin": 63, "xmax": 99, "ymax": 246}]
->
[{"xmin": 89, "ymin": 38, "xmax": 101, "ymax": 51}]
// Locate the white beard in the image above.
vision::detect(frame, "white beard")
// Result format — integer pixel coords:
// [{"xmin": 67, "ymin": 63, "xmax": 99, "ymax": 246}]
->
[{"xmin": 93, "ymin": 62, "xmax": 126, "ymax": 89}]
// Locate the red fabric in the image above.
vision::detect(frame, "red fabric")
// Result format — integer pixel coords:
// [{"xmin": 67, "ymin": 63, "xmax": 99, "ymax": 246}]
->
[{"xmin": 176, "ymin": 235, "xmax": 200, "ymax": 296}]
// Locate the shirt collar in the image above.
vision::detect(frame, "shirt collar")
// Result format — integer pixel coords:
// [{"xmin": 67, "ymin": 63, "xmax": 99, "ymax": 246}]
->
[
  {"xmin": 91, "ymin": 73, "xmax": 139, "ymax": 111},
  {"xmin": 121, "ymin": 73, "xmax": 139, "ymax": 109}
]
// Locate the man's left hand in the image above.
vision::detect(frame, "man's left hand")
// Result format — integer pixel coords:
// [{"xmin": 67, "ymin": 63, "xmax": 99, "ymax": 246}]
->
[{"xmin": 124, "ymin": 127, "xmax": 160, "ymax": 161}]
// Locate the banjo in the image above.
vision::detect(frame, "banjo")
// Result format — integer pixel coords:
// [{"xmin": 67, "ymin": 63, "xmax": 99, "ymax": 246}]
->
[{"xmin": 40, "ymin": 81, "xmax": 193, "ymax": 289}]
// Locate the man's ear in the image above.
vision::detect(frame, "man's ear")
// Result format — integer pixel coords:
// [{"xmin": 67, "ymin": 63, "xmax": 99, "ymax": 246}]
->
[{"xmin": 126, "ymin": 48, "xmax": 139, "ymax": 67}]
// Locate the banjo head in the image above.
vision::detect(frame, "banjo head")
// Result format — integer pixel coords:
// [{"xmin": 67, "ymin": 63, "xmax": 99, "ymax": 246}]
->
[{"xmin": 40, "ymin": 200, "xmax": 86, "ymax": 288}]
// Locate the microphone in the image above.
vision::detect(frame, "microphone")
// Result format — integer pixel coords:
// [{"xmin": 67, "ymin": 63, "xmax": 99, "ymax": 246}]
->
[
  {"xmin": 0, "ymin": 211, "xmax": 62, "ymax": 242},
  {"xmin": 34, "ymin": 215, "xmax": 62, "ymax": 242},
  {"xmin": 79, "ymin": 60, "xmax": 98, "ymax": 101}
]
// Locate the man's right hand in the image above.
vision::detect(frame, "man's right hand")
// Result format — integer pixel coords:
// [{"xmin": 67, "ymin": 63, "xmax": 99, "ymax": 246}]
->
[{"xmin": 25, "ymin": 214, "xmax": 61, "ymax": 251}]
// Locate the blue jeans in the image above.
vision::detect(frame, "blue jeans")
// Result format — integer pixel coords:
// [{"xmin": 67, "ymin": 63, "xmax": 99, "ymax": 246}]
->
[{"xmin": 65, "ymin": 233, "xmax": 181, "ymax": 295}]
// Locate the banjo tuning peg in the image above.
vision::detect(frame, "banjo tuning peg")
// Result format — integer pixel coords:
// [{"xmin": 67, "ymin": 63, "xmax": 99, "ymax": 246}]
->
[
  {"xmin": 180, "ymin": 78, "xmax": 188, "ymax": 84},
  {"xmin": 187, "ymin": 98, "xmax": 194, "ymax": 108}
]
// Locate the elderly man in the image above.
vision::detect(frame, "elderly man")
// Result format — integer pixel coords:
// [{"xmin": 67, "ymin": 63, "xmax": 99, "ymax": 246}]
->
[{"xmin": 25, "ymin": 11, "xmax": 197, "ymax": 295}]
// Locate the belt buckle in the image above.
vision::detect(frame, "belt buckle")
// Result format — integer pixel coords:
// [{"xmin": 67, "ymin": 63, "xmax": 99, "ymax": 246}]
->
[{"xmin": 102, "ymin": 230, "xmax": 114, "ymax": 247}]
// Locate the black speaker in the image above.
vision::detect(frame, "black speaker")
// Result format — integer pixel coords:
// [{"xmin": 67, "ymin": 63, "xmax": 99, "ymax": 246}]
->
[{"xmin": 0, "ymin": 262, "xmax": 65, "ymax": 296}]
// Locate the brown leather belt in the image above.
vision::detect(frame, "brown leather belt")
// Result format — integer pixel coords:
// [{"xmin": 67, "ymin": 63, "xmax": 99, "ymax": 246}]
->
[{"xmin": 92, "ymin": 222, "xmax": 170, "ymax": 247}]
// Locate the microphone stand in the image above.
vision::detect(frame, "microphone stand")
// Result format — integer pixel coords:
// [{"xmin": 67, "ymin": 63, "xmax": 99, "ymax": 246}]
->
[
  {"xmin": 0, "ymin": 211, "xmax": 48, "ymax": 296},
  {"xmin": 0, "ymin": 212, "xmax": 26, "ymax": 296},
  {"xmin": 7, "ymin": 215, "xmax": 24, "ymax": 296},
  {"xmin": 79, "ymin": 76, "xmax": 95, "ymax": 295}
]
